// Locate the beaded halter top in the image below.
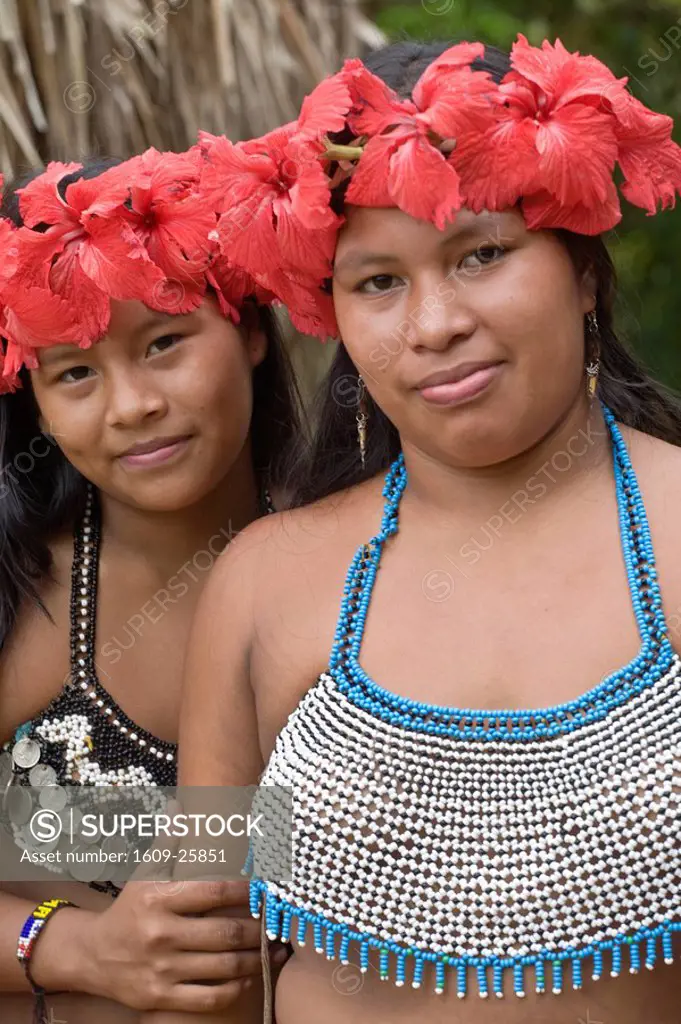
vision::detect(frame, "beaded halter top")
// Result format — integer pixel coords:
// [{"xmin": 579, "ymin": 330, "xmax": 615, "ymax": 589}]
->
[
  {"xmin": 1, "ymin": 485, "xmax": 276, "ymax": 893},
  {"xmin": 0, "ymin": 487, "xmax": 177, "ymax": 893},
  {"xmin": 251, "ymin": 406, "xmax": 681, "ymax": 1000}
]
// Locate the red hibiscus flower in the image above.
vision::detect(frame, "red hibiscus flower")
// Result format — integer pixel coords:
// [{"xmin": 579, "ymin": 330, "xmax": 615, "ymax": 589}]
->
[
  {"xmin": 0, "ymin": 214, "xmax": 83, "ymax": 392},
  {"xmin": 343, "ymin": 43, "xmax": 497, "ymax": 229},
  {"xmin": 201, "ymin": 72, "xmax": 351, "ymax": 301},
  {"xmin": 452, "ymin": 35, "xmax": 624, "ymax": 233},
  {"xmin": 16, "ymin": 160, "xmax": 165, "ymax": 339},
  {"xmin": 123, "ymin": 148, "xmax": 216, "ymax": 313}
]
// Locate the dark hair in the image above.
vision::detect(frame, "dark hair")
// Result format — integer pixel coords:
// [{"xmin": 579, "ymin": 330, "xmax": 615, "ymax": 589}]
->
[
  {"xmin": 0, "ymin": 159, "xmax": 305, "ymax": 649},
  {"xmin": 287, "ymin": 40, "xmax": 681, "ymax": 506}
]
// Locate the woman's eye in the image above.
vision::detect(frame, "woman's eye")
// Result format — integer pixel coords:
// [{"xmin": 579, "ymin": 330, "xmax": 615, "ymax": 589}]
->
[
  {"xmin": 357, "ymin": 274, "xmax": 403, "ymax": 295},
  {"xmin": 58, "ymin": 365, "xmax": 94, "ymax": 384},
  {"xmin": 460, "ymin": 245, "xmax": 507, "ymax": 270},
  {"xmin": 148, "ymin": 333, "xmax": 183, "ymax": 355}
]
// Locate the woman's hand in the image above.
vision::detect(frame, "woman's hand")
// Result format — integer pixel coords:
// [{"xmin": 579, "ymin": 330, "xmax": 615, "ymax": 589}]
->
[{"xmin": 82, "ymin": 877, "xmax": 277, "ymax": 1013}]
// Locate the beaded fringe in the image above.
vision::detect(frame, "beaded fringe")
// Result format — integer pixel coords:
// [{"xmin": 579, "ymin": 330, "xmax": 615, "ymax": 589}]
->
[{"xmin": 251, "ymin": 883, "xmax": 680, "ymax": 999}]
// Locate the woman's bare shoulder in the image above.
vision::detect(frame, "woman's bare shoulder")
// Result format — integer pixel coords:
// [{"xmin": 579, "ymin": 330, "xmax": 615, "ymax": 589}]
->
[
  {"xmin": 206, "ymin": 473, "xmax": 387, "ymax": 654},
  {"xmin": 624, "ymin": 425, "xmax": 681, "ymax": 493},
  {"xmin": 0, "ymin": 532, "xmax": 73, "ymax": 743},
  {"xmin": 225, "ymin": 473, "xmax": 386, "ymax": 576}
]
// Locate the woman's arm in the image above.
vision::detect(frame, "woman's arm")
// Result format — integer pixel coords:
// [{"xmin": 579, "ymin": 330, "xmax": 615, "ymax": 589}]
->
[
  {"xmin": 0, "ymin": 887, "xmax": 97, "ymax": 993},
  {"xmin": 141, "ymin": 520, "xmax": 273, "ymax": 1024}
]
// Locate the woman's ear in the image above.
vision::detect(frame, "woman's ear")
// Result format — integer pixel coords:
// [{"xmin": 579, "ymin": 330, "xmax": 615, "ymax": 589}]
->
[
  {"xmin": 240, "ymin": 304, "xmax": 268, "ymax": 369},
  {"xmin": 580, "ymin": 266, "xmax": 598, "ymax": 314}
]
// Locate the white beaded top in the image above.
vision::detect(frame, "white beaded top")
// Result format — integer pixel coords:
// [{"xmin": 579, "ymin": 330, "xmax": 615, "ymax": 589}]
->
[{"xmin": 250, "ymin": 408, "xmax": 681, "ymax": 998}]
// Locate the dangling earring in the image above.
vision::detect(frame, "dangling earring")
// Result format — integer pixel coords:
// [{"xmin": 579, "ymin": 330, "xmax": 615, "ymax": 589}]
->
[
  {"xmin": 356, "ymin": 374, "xmax": 368, "ymax": 468},
  {"xmin": 585, "ymin": 309, "xmax": 600, "ymax": 400}
]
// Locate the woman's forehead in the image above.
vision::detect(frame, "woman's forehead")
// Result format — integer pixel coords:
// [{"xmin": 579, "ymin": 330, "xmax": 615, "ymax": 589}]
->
[{"xmin": 334, "ymin": 206, "xmax": 525, "ymax": 262}]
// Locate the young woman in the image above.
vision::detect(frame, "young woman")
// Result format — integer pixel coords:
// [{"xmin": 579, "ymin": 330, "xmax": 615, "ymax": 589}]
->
[
  {"xmin": 177, "ymin": 36, "xmax": 681, "ymax": 1024},
  {"xmin": 0, "ymin": 150, "xmax": 299, "ymax": 1022}
]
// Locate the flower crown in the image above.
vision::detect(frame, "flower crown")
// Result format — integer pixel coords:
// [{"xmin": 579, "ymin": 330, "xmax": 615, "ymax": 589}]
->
[
  {"xmin": 0, "ymin": 147, "xmax": 270, "ymax": 393},
  {"xmin": 203, "ymin": 34, "xmax": 681, "ymax": 340}
]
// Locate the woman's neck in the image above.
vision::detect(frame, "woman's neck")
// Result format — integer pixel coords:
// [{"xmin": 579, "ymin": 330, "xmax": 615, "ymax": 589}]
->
[
  {"xmin": 96, "ymin": 443, "xmax": 261, "ymax": 582},
  {"xmin": 400, "ymin": 397, "xmax": 611, "ymax": 528}
]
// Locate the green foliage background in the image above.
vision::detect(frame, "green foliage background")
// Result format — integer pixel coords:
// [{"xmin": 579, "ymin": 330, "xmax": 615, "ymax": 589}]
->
[{"xmin": 370, "ymin": 0, "xmax": 681, "ymax": 390}]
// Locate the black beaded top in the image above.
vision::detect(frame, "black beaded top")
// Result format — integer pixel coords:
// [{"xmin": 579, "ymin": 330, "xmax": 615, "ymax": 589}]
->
[
  {"xmin": 1, "ymin": 486, "xmax": 176, "ymax": 894},
  {"xmin": 1, "ymin": 484, "xmax": 275, "ymax": 895}
]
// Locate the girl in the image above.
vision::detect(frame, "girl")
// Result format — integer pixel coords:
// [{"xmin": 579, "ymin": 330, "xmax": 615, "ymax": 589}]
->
[
  {"xmin": 177, "ymin": 36, "xmax": 681, "ymax": 1024},
  {"xmin": 0, "ymin": 149, "xmax": 298, "ymax": 1022}
]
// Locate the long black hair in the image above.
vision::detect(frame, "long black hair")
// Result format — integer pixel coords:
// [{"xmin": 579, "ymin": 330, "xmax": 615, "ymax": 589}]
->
[
  {"xmin": 287, "ymin": 41, "xmax": 681, "ymax": 506},
  {"xmin": 0, "ymin": 159, "xmax": 305, "ymax": 650}
]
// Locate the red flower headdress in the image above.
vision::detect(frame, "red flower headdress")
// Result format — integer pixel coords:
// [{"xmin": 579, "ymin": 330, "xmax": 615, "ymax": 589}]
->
[
  {"xmin": 0, "ymin": 147, "xmax": 263, "ymax": 393},
  {"xmin": 203, "ymin": 34, "xmax": 681, "ymax": 339}
]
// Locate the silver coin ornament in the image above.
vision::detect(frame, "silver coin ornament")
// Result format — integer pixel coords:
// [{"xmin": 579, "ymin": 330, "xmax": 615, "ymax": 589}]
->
[
  {"xmin": 39, "ymin": 785, "xmax": 69, "ymax": 812},
  {"xmin": 6, "ymin": 786, "xmax": 33, "ymax": 826},
  {"xmin": 29, "ymin": 763, "xmax": 58, "ymax": 788},
  {"xmin": 11, "ymin": 738, "xmax": 41, "ymax": 770}
]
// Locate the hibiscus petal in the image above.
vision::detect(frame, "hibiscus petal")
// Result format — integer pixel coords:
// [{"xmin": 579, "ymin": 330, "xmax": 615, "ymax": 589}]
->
[
  {"xmin": 13, "ymin": 226, "xmax": 68, "ymax": 291},
  {"xmin": 272, "ymin": 276, "xmax": 337, "ymax": 339},
  {"xmin": 297, "ymin": 71, "xmax": 353, "ymax": 140},
  {"xmin": 534, "ymin": 102, "xmax": 617, "ymax": 207},
  {"xmin": 139, "ymin": 147, "xmax": 200, "ymax": 199},
  {"xmin": 216, "ymin": 195, "xmax": 280, "ymax": 285},
  {"xmin": 200, "ymin": 135, "xmax": 277, "ymax": 210},
  {"xmin": 0, "ymin": 336, "xmax": 35, "ymax": 392},
  {"xmin": 509, "ymin": 34, "xmax": 571, "ymax": 100},
  {"xmin": 413, "ymin": 41, "xmax": 486, "ymax": 110},
  {"xmin": 619, "ymin": 135, "xmax": 681, "ymax": 214},
  {"xmin": 48, "ymin": 247, "xmax": 112, "ymax": 340},
  {"xmin": 454, "ymin": 113, "xmax": 540, "ymax": 212},
  {"xmin": 388, "ymin": 135, "xmax": 463, "ymax": 230},
  {"xmin": 344, "ymin": 61, "xmax": 415, "ymax": 137},
  {"xmin": 0, "ymin": 218, "xmax": 19, "ymax": 288},
  {"xmin": 272, "ymin": 193, "xmax": 335, "ymax": 279},
  {"xmin": 75, "ymin": 219, "xmax": 165, "ymax": 303},
  {"xmin": 345, "ymin": 133, "xmax": 403, "ymax": 209},
  {"xmin": 17, "ymin": 161, "xmax": 82, "ymax": 228},
  {"xmin": 65, "ymin": 163, "xmax": 131, "ymax": 219},
  {"xmin": 611, "ymin": 91, "xmax": 672, "ymax": 143},
  {"xmin": 206, "ymin": 256, "xmax": 273, "ymax": 319},
  {"xmin": 418, "ymin": 66, "xmax": 499, "ymax": 140},
  {"xmin": 242, "ymin": 122, "xmax": 297, "ymax": 157},
  {"xmin": 522, "ymin": 182, "xmax": 621, "ymax": 234},
  {"xmin": 287, "ymin": 299, "xmax": 337, "ymax": 339},
  {"xmin": 508, "ymin": 33, "xmax": 628, "ymax": 115},
  {"xmin": 2, "ymin": 285, "xmax": 86, "ymax": 347},
  {"xmin": 145, "ymin": 194, "xmax": 216, "ymax": 284},
  {"xmin": 289, "ymin": 157, "xmax": 339, "ymax": 231}
]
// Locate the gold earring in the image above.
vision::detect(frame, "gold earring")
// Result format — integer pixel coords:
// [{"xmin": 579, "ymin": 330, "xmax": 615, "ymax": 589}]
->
[
  {"xmin": 585, "ymin": 310, "xmax": 600, "ymax": 400},
  {"xmin": 356, "ymin": 375, "xmax": 368, "ymax": 468}
]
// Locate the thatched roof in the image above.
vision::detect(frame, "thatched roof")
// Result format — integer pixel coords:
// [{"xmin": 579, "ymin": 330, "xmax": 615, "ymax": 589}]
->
[{"xmin": 0, "ymin": 0, "xmax": 385, "ymax": 176}]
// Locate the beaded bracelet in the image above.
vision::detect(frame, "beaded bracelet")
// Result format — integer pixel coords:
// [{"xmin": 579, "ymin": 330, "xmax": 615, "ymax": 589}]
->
[{"xmin": 16, "ymin": 897, "xmax": 77, "ymax": 1024}]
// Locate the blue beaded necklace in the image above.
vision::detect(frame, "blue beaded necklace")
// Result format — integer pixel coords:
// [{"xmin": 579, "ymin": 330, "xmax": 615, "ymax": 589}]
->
[{"xmin": 328, "ymin": 403, "xmax": 675, "ymax": 740}]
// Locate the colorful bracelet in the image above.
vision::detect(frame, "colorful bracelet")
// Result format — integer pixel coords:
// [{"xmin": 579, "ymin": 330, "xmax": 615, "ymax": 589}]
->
[{"xmin": 16, "ymin": 897, "xmax": 77, "ymax": 1023}]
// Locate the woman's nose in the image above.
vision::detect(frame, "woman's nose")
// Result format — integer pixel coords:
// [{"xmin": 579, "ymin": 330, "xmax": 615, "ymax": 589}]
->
[
  {"xmin": 104, "ymin": 369, "xmax": 168, "ymax": 428},
  {"xmin": 401, "ymin": 277, "xmax": 477, "ymax": 353}
]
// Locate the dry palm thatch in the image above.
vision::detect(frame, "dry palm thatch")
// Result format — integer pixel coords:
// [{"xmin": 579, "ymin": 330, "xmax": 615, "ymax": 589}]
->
[{"xmin": 0, "ymin": 0, "xmax": 386, "ymax": 395}]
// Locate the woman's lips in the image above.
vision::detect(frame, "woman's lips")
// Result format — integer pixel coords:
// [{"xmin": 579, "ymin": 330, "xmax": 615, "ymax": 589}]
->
[
  {"xmin": 418, "ymin": 363, "xmax": 503, "ymax": 406},
  {"xmin": 118, "ymin": 437, "xmax": 192, "ymax": 468}
]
